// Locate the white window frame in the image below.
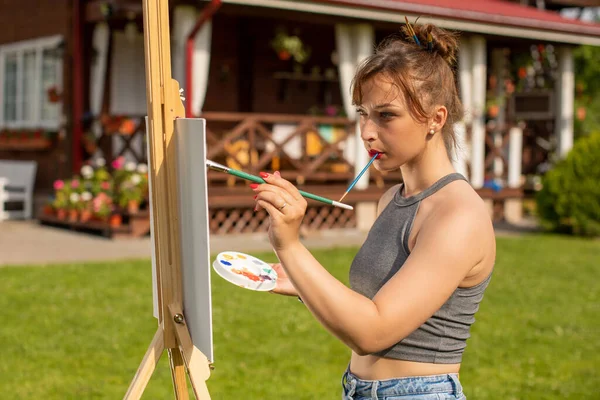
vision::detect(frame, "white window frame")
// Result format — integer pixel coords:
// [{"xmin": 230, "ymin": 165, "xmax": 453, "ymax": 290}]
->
[{"xmin": 0, "ymin": 35, "xmax": 63, "ymax": 130}]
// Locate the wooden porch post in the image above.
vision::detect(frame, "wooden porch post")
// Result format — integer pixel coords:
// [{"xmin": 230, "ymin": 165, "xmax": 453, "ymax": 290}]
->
[
  {"xmin": 71, "ymin": 0, "xmax": 84, "ymax": 173},
  {"xmin": 172, "ymin": 6, "xmax": 197, "ymax": 91},
  {"xmin": 353, "ymin": 24, "xmax": 377, "ymax": 231},
  {"xmin": 491, "ymin": 48, "xmax": 506, "ymax": 178},
  {"xmin": 353, "ymin": 24, "xmax": 374, "ymax": 190},
  {"xmin": 555, "ymin": 46, "xmax": 574, "ymax": 158},
  {"xmin": 470, "ymin": 35, "xmax": 487, "ymax": 190},
  {"xmin": 505, "ymin": 126, "xmax": 523, "ymax": 224},
  {"xmin": 455, "ymin": 35, "xmax": 473, "ymax": 180},
  {"xmin": 89, "ymin": 22, "xmax": 110, "ymax": 164}
]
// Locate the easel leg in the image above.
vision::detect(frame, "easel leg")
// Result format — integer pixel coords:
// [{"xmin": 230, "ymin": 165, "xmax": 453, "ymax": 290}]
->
[
  {"xmin": 169, "ymin": 305, "xmax": 212, "ymax": 399},
  {"xmin": 124, "ymin": 327, "xmax": 165, "ymax": 400},
  {"xmin": 169, "ymin": 348, "xmax": 190, "ymax": 399}
]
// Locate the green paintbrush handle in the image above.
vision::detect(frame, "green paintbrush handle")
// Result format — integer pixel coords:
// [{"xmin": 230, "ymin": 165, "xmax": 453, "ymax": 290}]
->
[
  {"xmin": 228, "ymin": 169, "xmax": 265, "ymax": 185},
  {"xmin": 228, "ymin": 169, "xmax": 334, "ymax": 205},
  {"xmin": 297, "ymin": 190, "xmax": 334, "ymax": 205},
  {"xmin": 207, "ymin": 161, "xmax": 352, "ymax": 210}
]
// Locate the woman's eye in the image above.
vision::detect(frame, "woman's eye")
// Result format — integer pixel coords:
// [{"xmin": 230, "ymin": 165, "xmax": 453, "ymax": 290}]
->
[
  {"xmin": 355, "ymin": 108, "xmax": 366, "ymax": 116},
  {"xmin": 379, "ymin": 112, "xmax": 395, "ymax": 119}
]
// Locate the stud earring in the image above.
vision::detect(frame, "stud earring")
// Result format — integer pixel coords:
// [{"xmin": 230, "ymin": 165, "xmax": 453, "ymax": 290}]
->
[{"xmin": 429, "ymin": 128, "xmax": 435, "ymax": 135}]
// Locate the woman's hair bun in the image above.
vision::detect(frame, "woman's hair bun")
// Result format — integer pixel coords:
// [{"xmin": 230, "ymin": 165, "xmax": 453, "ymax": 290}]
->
[{"xmin": 402, "ymin": 23, "xmax": 460, "ymax": 65}]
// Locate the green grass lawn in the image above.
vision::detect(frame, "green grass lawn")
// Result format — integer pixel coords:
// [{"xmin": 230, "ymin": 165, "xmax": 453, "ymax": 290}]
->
[{"xmin": 0, "ymin": 234, "xmax": 598, "ymax": 399}]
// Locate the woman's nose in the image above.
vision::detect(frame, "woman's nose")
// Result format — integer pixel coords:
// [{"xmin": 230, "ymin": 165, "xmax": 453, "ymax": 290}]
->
[{"xmin": 360, "ymin": 119, "xmax": 378, "ymax": 142}]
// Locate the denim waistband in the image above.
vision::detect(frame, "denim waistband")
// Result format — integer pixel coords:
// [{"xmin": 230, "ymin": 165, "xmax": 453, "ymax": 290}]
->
[{"xmin": 342, "ymin": 367, "xmax": 463, "ymax": 398}]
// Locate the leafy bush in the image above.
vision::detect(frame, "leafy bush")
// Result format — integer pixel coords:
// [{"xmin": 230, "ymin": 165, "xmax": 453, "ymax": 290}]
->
[{"xmin": 536, "ymin": 132, "xmax": 600, "ymax": 236}]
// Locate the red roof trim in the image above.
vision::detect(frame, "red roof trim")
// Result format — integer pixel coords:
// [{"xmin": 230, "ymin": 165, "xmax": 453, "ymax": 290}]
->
[{"xmin": 310, "ymin": 0, "xmax": 600, "ymax": 37}]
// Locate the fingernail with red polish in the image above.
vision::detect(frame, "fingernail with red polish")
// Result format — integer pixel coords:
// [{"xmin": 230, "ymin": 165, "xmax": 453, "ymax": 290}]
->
[
  {"xmin": 259, "ymin": 172, "xmax": 269, "ymax": 178},
  {"xmin": 250, "ymin": 183, "xmax": 259, "ymax": 189},
  {"xmin": 253, "ymin": 195, "xmax": 257, "ymax": 200}
]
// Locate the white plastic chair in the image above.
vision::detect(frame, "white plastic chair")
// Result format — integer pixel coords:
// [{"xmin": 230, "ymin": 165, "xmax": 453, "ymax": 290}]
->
[{"xmin": 0, "ymin": 160, "xmax": 38, "ymax": 221}]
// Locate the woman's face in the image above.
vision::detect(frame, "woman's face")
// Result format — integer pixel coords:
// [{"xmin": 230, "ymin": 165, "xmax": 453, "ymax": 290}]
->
[{"xmin": 355, "ymin": 75, "xmax": 431, "ymax": 172}]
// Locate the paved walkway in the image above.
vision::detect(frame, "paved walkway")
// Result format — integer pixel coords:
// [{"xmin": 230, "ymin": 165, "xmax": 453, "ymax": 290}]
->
[
  {"xmin": 0, "ymin": 219, "xmax": 540, "ymax": 267},
  {"xmin": 0, "ymin": 221, "xmax": 371, "ymax": 267}
]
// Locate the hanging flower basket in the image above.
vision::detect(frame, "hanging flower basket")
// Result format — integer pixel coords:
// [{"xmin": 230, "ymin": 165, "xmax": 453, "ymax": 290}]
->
[
  {"xmin": 270, "ymin": 28, "xmax": 311, "ymax": 64},
  {"xmin": 100, "ymin": 115, "xmax": 139, "ymax": 135}
]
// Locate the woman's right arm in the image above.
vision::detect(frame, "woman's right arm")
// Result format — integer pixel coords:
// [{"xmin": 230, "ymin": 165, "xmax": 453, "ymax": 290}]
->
[{"xmin": 270, "ymin": 183, "xmax": 400, "ymax": 297}]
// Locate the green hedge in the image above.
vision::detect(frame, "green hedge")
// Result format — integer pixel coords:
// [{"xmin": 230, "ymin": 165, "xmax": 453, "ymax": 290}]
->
[{"xmin": 536, "ymin": 132, "xmax": 600, "ymax": 236}]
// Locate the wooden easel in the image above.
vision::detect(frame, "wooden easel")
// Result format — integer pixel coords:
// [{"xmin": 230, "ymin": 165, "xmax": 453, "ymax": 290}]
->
[{"xmin": 124, "ymin": 0, "xmax": 212, "ymax": 398}]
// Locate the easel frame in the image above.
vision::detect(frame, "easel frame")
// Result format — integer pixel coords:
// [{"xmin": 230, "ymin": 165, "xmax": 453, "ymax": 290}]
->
[{"xmin": 123, "ymin": 0, "xmax": 212, "ymax": 398}]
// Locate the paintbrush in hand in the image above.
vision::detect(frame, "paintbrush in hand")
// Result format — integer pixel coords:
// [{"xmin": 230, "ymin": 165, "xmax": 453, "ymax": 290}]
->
[{"xmin": 206, "ymin": 160, "xmax": 354, "ymax": 210}]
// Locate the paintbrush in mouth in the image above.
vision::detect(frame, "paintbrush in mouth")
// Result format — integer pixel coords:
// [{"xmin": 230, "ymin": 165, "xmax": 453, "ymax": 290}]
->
[{"xmin": 338, "ymin": 152, "xmax": 380, "ymax": 203}]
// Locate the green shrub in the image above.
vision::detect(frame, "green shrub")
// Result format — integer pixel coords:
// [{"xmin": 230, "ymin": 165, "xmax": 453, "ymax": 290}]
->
[{"xmin": 536, "ymin": 132, "xmax": 600, "ymax": 236}]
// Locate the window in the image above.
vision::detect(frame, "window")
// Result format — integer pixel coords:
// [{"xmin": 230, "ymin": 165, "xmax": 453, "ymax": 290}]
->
[{"xmin": 0, "ymin": 35, "xmax": 63, "ymax": 130}]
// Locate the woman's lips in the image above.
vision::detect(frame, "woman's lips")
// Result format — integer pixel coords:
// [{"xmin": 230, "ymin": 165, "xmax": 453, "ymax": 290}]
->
[{"xmin": 368, "ymin": 150, "xmax": 383, "ymax": 159}]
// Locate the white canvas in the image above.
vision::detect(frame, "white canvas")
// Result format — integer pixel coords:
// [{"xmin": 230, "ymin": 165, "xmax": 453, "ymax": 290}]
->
[{"xmin": 174, "ymin": 118, "xmax": 214, "ymax": 362}]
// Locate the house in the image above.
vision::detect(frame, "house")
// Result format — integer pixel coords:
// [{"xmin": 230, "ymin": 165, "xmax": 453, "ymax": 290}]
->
[{"xmin": 1, "ymin": 0, "xmax": 599, "ymax": 233}]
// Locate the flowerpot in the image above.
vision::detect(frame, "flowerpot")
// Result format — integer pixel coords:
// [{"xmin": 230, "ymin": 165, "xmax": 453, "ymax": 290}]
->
[
  {"xmin": 56, "ymin": 209, "xmax": 67, "ymax": 220},
  {"xmin": 127, "ymin": 200, "xmax": 140, "ymax": 214},
  {"xmin": 278, "ymin": 50, "xmax": 291, "ymax": 61},
  {"xmin": 43, "ymin": 205, "xmax": 54, "ymax": 216},
  {"xmin": 487, "ymin": 105, "xmax": 499, "ymax": 119},
  {"xmin": 119, "ymin": 119, "xmax": 137, "ymax": 135},
  {"xmin": 109, "ymin": 214, "xmax": 122, "ymax": 227},
  {"xmin": 80, "ymin": 209, "xmax": 92, "ymax": 223},
  {"xmin": 68, "ymin": 209, "xmax": 79, "ymax": 222},
  {"xmin": 94, "ymin": 214, "xmax": 109, "ymax": 223}
]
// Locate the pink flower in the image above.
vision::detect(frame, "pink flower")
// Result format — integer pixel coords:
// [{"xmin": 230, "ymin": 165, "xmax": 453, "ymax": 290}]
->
[
  {"xmin": 101, "ymin": 181, "xmax": 111, "ymax": 190},
  {"xmin": 111, "ymin": 156, "xmax": 125, "ymax": 170},
  {"xmin": 53, "ymin": 180, "xmax": 65, "ymax": 190},
  {"xmin": 71, "ymin": 179, "xmax": 80, "ymax": 189},
  {"xmin": 92, "ymin": 192, "xmax": 111, "ymax": 212},
  {"xmin": 92, "ymin": 196, "xmax": 102, "ymax": 212}
]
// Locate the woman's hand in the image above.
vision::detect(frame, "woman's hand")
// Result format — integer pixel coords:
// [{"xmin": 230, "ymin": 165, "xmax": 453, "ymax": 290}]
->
[
  {"xmin": 252, "ymin": 171, "xmax": 307, "ymax": 251},
  {"xmin": 269, "ymin": 263, "xmax": 298, "ymax": 296}
]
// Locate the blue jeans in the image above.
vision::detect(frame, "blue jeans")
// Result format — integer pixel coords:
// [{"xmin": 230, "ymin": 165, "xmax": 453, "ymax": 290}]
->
[{"xmin": 341, "ymin": 367, "xmax": 467, "ymax": 399}]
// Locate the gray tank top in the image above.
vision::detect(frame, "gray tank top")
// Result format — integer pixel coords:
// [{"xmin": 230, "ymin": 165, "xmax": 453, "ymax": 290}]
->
[{"xmin": 349, "ymin": 173, "xmax": 492, "ymax": 364}]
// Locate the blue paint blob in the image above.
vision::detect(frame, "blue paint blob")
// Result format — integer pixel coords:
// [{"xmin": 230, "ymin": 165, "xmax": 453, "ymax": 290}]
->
[{"xmin": 220, "ymin": 260, "xmax": 232, "ymax": 266}]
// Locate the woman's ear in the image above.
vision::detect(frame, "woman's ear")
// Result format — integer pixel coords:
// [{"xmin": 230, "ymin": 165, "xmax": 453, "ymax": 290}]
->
[{"xmin": 431, "ymin": 105, "xmax": 448, "ymax": 133}]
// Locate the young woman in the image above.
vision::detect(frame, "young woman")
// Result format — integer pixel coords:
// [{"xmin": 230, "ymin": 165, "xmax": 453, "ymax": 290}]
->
[{"xmin": 250, "ymin": 23, "xmax": 495, "ymax": 399}]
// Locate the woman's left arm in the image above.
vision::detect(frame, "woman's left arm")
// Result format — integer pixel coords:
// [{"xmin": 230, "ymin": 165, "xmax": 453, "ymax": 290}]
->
[{"xmin": 254, "ymin": 173, "xmax": 487, "ymax": 355}]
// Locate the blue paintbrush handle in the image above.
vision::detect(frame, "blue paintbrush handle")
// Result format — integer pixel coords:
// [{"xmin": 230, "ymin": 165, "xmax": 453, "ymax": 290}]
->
[{"xmin": 344, "ymin": 153, "xmax": 378, "ymax": 194}]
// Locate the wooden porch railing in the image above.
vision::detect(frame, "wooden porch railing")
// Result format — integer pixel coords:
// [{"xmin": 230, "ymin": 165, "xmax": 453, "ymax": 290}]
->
[
  {"xmin": 201, "ymin": 111, "xmax": 399, "ymax": 188},
  {"xmin": 85, "ymin": 111, "xmax": 399, "ymax": 188},
  {"xmin": 82, "ymin": 113, "xmax": 529, "ymax": 229}
]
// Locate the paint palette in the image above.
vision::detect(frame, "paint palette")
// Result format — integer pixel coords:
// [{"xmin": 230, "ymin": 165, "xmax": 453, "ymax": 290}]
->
[{"xmin": 212, "ymin": 251, "xmax": 278, "ymax": 291}]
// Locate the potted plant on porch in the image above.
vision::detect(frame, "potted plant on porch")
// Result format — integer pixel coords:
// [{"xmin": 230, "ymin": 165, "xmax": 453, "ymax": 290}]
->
[
  {"xmin": 79, "ymin": 191, "xmax": 93, "ymax": 223},
  {"xmin": 68, "ymin": 193, "xmax": 80, "ymax": 222},
  {"xmin": 117, "ymin": 173, "xmax": 145, "ymax": 214},
  {"xmin": 51, "ymin": 180, "xmax": 69, "ymax": 220},
  {"xmin": 91, "ymin": 192, "xmax": 113, "ymax": 224}
]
